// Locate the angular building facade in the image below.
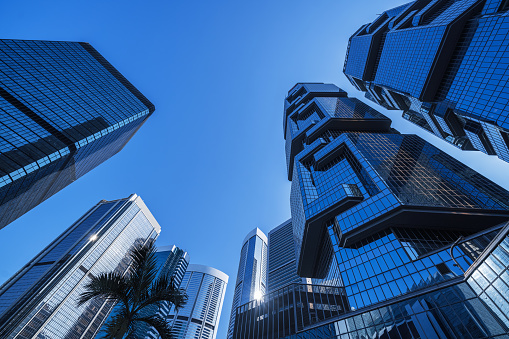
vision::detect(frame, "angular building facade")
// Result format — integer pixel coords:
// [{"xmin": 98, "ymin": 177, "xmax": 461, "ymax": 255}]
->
[
  {"xmin": 0, "ymin": 194, "xmax": 161, "ymax": 338},
  {"xmin": 169, "ymin": 264, "xmax": 228, "ymax": 339},
  {"xmin": 343, "ymin": 0, "xmax": 509, "ymax": 163},
  {"xmin": 233, "ymin": 83, "xmax": 509, "ymax": 338},
  {"xmin": 0, "ymin": 39, "xmax": 154, "ymax": 230},
  {"xmin": 227, "ymin": 228, "xmax": 268, "ymax": 338}
]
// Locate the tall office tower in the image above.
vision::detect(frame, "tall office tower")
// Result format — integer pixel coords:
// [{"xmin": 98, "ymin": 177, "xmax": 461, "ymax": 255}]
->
[
  {"xmin": 344, "ymin": 0, "xmax": 509, "ymax": 163},
  {"xmin": 233, "ymin": 83, "xmax": 509, "ymax": 338},
  {"xmin": 0, "ymin": 194, "xmax": 161, "ymax": 339},
  {"xmin": 0, "ymin": 39, "xmax": 154, "ymax": 230},
  {"xmin": 267, "ymin": 219, "xmax": 304, "ymax": 293},
  {"xmin": 143, "ymin": 245, "xmax": 190, "ymax": 339},
  {"xmin": 226, "ymin": 228, "xmax": 268, "ymax": 339},
  {"xmin": 154, "ymin": 245, "xmax": 190, "ymax": 292},
  {"xmin": 169, "ymin": 264, "xmax": 228, "ymax": 339}
]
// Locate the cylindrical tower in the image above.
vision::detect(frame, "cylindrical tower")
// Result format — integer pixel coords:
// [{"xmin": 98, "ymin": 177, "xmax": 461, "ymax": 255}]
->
[{"xmin": 170, "ymin": 264, "xmax": 228, "ymax": 339}]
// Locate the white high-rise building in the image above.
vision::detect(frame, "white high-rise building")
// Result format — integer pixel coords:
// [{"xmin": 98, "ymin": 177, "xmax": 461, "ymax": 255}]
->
[{"xmin": 170, "ymin": 264, "xmax": 228, "ymax": 339}]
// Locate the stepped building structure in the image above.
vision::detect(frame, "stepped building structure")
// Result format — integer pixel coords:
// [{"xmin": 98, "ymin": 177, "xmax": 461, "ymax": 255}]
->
[
  {"xmin": 343, "ymin": 0, "xmax": 509, "ymax": 163},
  {"xmin": 232, "ymin": 83, "xmax": 509, "ymax": 338}
]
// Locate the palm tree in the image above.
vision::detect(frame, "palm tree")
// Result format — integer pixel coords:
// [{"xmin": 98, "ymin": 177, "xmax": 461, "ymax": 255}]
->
[{"xmin": 79, "ymin": 240, "xmax": 187, "ymax": 339}]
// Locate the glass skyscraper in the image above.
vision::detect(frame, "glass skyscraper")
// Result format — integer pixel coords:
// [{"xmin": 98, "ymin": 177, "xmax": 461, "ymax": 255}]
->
[
  {"xmin": 169, "ymin": 264, "xmax": 228, "ymax": 339},
  {"xmin": 267, "ymin": 219, "xmax": 305, "ymax": 293},
  {"xmin": 343, "ymin": 0, "xmax": 509, "ymax": 163},
  {"xmin": 0, "ymin": 39, "xmax": 154, "ymax": 230},
  {"xmin": 227, "ymin": 228, "xmax": 268, "ymax": 339},
  {"xmin": 233, "ymin": 218, "xmax": 346, "ymax": 339},
  {"xmin": 143, "ymin": 245, "xmax": 190, "ymax": 339},
  {"xmin": 233, "ymin": 218, "xmax": 345, "ymax": 339},
  {"xmin": 154, "ymin": 245, "xmax": 190, "ymax": 290},
  {"xmin": 233, "ymin": 83, "xmax": 509, "ymax": 338},
  {"xmin": 0, "ymin": 194, "xmax": 161, "ymax": 338}
]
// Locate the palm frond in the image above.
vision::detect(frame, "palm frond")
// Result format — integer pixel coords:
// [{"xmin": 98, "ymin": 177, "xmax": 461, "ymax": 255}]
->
[
  {"xmin": 78, "ymin": 272, "xmax": 130, "ymax": 307},
  {"xmin": 134, "ymin": 315, "xmax": 174, "ymax": 339},
  {"xmin": 127, "ymin": 240, "xmax": 159, "ymax": 304},
  {"xmin": 98, "ymin": 309, "xmax": 130, "ymax": 339},
  {"xmin": 137, "ymin": 274, "xmax": 187, "ymax": 313},
  {"xmin": 80, "ymin": 240, "xmax": 186, "ymax": 339}
]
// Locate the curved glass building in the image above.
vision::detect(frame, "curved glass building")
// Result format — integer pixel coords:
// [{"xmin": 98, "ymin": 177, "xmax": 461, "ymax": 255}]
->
[
  {"xmin": 227, "ymin": 228, "xmax": 268, "ymax": 339},
  {"xmin": 169, "ymin": 264, "xmax": 228, "ymax": 339}
]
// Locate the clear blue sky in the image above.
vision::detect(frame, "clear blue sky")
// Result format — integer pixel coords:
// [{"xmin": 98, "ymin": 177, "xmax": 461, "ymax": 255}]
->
[{"xmin": 2, "ymin": 1, "xmax": 509, "ymax": 338}]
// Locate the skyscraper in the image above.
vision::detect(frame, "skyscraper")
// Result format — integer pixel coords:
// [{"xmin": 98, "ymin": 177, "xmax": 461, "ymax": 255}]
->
[
  {"xmin": 0, "ymin": 39, "xmax": 154, "ymax": 230},
  {"xmin": 233, "ymin": 219, "xmax": 346, "ymax": 339},
  {"xmin": 343, "ymin": 0, "xmax": 509, "ymax": 162},
  {"xmin": 144, "ymin": 245, "xmax": 190, "ymax": 339},
  {"xmin": 0, "ymin": 194, "xmax": 161, "ymax": 338},
  {"xmin": 169, "ymin": 264, "xmax": 228, "ymax": 339},
  {"xmin": 154, "ymin": 245, "xmax": 190, "ymax": 293},
  {"xmin": 227, "ymin": 228, "xmax": 268, "ymax": 339},
  {"xmin": 267, "ymin": 219, "xmax": 304, "ymax": 293},
  {"xmin": 234, "ymin": 83, "xmax": 509, "ymax": 338}
]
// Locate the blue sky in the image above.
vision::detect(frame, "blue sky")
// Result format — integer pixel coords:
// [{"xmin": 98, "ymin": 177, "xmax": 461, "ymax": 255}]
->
[{"xmin": 2, "ymin": 0, "xmax": 509, "ymax": 338}]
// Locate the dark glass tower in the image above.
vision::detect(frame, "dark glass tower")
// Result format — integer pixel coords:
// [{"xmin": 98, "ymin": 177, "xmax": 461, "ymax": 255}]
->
[
  {"xmin": 267, "ymin": 219, "xmax": 305, "ymax": 293},
  {"xmin": 0, "ymin": 194, "xmax": 161, "ymax": 338},
  {"xmin": 0, "ymin": 39, "xmax": 154, "ymax": 229},
  {"xmin": 142, "ymin": 245, "xmax": 190, "ymax": 339},
  {"xmin": 233, "ymin": 83, "xmax": 509, "ymax": 338},
  {"xmin": 344, "ymin": 0, "xmax": 509, "ymax": 163}
]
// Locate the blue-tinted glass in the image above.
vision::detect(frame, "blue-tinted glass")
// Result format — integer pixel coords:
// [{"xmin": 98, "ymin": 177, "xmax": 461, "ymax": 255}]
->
[{"xmin": 0, "ymin": 39, "xmax": 154, "ymax": 229}]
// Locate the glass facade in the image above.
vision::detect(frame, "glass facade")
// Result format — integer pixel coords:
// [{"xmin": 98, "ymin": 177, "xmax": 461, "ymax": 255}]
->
[
  {"xmin": 267, "ymin": 219, "xmax": 343, "ymax": 292},
  {"xmin": 0, "ymin": 194, "xmax": 161, "ymax": 338},
  {"xmin": 232, "ymin": 83, "xmax": 509, "ymax": 338},
  {"xmin": 233, "ymin": 283, "xmax": 348, "ymax": 339},
  {"xmin": 227, "ymin": 228, "xmax": 268, "ymax": 339},
  {"xmin": 344, "ymin": 0, "xmax": 509, "ymax": 163},
  {"xmin": 285, "ymin": 84, "xmax": 509, "ymax": 280},
  {"xmin": 169, "ymin": 264, "xmax": 228, "ymax": 339},
  {"xmin": 267, "ymin": 219, "xmax": 305, "ymax": 293},
  {"xmin": 0, "ymin": 39, "xmax": 154, "ymax": 229},
  {"xmin": 108, "ymin": 245, "xmax": 190, "ymax": 339}
]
